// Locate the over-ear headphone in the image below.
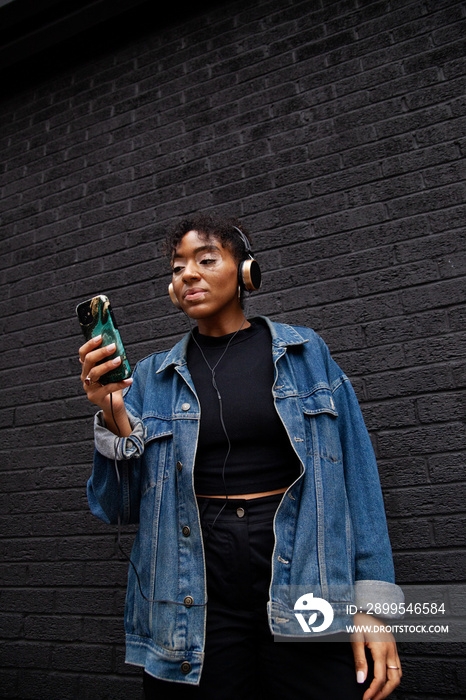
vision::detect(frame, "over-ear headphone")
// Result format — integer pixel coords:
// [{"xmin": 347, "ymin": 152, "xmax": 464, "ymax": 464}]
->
[
  {"xmin": 168, "ymin": 282, "xmax": 181, "ymax": 308},
  {"xmin": 233, "ymin": 226, "xmax": 262, "ymax": 292},
  {"xmin": 168, "ymin": 225, "xmax": 262, "ymax": 308}
]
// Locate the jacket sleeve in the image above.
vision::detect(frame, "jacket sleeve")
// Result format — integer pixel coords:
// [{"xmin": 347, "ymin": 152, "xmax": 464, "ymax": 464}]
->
[
  {"xmin": 87, "ymin": 362, "xmax": 146, "ymax": 526},
  {"xmin": 331, "ymin": 371, "xmax": 404, "ymax": 615}
]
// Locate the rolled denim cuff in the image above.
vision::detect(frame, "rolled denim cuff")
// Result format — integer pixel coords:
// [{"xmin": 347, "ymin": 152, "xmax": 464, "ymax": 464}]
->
[
  {"xmin": 355, "ymin": 580, "xmax": 405, "ymax": 618},
  {"xmin": 94, "ymin": 409, "xmax": 145, "ymax": 461}
]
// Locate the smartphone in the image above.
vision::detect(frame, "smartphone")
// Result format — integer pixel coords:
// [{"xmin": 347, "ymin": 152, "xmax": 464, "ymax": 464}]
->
[{"xmin": 76, "ymin": 294, "xmax": 131, "ymax": 385}]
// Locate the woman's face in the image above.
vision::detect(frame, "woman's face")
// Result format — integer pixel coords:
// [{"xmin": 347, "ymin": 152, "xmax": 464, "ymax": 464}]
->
[{"xmin": 171, "ymin": 230, "xmax": 243, "ymax": 333}]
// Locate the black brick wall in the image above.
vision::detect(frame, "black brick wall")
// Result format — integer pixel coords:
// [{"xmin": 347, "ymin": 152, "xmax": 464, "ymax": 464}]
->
[{"xmin": 1, "ymin": 0, "xmax": 465, "ymax": 697}]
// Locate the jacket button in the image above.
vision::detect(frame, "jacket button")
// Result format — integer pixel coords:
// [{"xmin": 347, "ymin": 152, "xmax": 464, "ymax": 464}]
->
[
  {"xmin": 181, "ymin": 403, "xmax": 190, "ymax": 411},
  {"xmin": 182, "ymin": 525, "xmax": 191, "ymax": 537},
  {"xmin": 181, "ymin": 661, "xmax": 191, "ymax": 674},
  {"xmin": 184, "ymin": 595, "xmax": 194, "ymax": 607},
  {"xmin": 176, "ymin": 461, "xmax": 183, "ymax": 472}
]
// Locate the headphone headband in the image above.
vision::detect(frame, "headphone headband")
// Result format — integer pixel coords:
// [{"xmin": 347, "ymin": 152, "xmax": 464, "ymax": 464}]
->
[{"xmin": 232, "ymin": 225, "xmax": 253, "ymax": 257}]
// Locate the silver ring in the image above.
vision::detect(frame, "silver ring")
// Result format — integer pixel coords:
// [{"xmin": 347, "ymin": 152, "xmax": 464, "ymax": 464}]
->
[{"xmin": 387, "ymin": 666, "xmax": 400, "ymax": 670}]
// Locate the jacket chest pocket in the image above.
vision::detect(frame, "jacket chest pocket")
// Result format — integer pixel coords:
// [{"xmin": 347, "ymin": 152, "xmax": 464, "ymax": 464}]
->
[
  {"xmin": 142, "ymin": 417, "xmax": 173, "ymax": 495},
  {"xmin": 300, "ymin": 390, "xmax": 342, "ymax": 464}
]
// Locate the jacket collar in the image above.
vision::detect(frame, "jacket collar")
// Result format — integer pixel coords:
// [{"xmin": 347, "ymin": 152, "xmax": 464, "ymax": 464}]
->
[
  {"xmin": 156, "ymin": 316, "xmax": 308, "ymax": 373},
  {"xmin": 263, "ymin": 316, "xmax": 309, "ymax": 348}
]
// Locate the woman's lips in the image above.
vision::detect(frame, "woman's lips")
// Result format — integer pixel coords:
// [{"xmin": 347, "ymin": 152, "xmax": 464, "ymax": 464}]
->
[{"xmin": 184, "ymin": 288, "xmax": 207, "ymax": 301}]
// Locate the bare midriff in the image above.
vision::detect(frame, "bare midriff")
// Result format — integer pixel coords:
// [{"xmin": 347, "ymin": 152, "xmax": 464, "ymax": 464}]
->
[{"xmin": 196, "ymin": 487, "xmax": 287, "ymax": 500}]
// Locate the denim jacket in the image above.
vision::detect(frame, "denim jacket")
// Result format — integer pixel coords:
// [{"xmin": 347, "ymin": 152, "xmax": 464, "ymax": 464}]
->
[{"xmin": 88, "ymin": 316, "xmax": 403, "ymax": 685}]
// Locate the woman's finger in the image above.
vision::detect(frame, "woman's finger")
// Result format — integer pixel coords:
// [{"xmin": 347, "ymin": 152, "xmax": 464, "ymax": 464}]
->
[
  {"xmin": 351, "ymin": 639, "xmax": 368, "ymax": 685},
  {"xmin": 363, "ymin": 650, "xmax": 386, "ymax": 700},
  {"xmin": 78, "ymin": 334, "xmax": 102, "ymax": 363},
  {"xmin": 80, "ymin": 342, "xmax": 117, "ymax": 383},
  {"xmin": 366, "ymin": 642, "xmax": 402, "ymax": 700},
  {"xmin": 84, "ymin": 352, "xmax": 122, "ymax": 385}
]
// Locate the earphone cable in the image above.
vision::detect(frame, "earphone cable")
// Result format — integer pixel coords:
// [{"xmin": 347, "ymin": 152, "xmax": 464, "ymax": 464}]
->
[{"xmin": 188, "ymin": 316, "xmax": 247, "ymax": 535}]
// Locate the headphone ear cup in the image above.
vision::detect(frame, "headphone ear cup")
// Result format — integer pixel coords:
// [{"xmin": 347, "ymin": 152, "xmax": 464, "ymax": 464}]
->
[
  {"xmin": 238, "ymin": 258, "xmax": 262, "ymax": 292},
  {"xmin": 168, "ymin": 283, "xmax": 182, "ymax": 309}
]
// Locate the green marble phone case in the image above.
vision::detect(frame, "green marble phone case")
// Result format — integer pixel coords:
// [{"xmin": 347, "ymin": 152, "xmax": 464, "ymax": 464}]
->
[{"xmin": 76, "ymin": 294, "xmax": 131, "ymax": 385}]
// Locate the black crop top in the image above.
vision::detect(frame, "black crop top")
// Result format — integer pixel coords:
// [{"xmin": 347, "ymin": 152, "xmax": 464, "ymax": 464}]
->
[{"xmin": 187, "ymin": 320, "xmax": 301, "ymax": 495}]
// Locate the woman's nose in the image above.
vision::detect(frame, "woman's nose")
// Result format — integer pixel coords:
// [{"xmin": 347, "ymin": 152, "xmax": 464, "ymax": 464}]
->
[{"xmin": 182, "ymin": 260, "xmax": 200, "ymax": 280}]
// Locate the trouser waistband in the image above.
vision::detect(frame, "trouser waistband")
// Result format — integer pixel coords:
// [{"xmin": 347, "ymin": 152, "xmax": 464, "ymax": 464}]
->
[{"xmin": 197, "ymin": 491, "xmax": 284, "ymax": 524}]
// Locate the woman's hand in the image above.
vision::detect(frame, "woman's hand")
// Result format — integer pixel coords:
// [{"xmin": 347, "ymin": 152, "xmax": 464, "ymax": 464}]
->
[
  {"xmin": 351, "ymin": 612, "xmax": 402, "ymax": 700},
  {"xmin": 79, "ymin": 335, "xmax": 133, "ymax": 436}
]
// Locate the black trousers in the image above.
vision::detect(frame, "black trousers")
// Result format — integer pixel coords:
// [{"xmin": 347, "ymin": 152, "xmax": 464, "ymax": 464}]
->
[{"xmin": 143, "ymin": 493, "xmax": 372, "ymax": 700}]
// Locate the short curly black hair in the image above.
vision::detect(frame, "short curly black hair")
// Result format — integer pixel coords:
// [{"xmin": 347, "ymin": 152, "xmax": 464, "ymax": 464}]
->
[{"xmin": 165, "ymin": 212, "xmax": 253, "ymax": 263}]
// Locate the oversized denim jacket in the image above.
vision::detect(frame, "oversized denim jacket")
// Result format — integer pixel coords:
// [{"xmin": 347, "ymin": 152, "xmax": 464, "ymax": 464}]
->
[{"xmin": 88, "ymin": 316, "xmax": 403, "ymax": 685}]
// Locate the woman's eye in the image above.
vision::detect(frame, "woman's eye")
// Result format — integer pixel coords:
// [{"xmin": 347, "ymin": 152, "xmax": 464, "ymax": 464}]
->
[
  {"xmin": 200, "ymin": 258, "xmax": 216, "ymax": 265},
  {"xmin": 172, "ymin": 266, "xmax": 183, "ymax": 274}
]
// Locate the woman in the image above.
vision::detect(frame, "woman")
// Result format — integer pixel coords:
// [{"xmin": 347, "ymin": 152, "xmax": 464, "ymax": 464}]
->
[{"xmin": 80, "ymin": 213, "xmax": 402, "ymax": 700}]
